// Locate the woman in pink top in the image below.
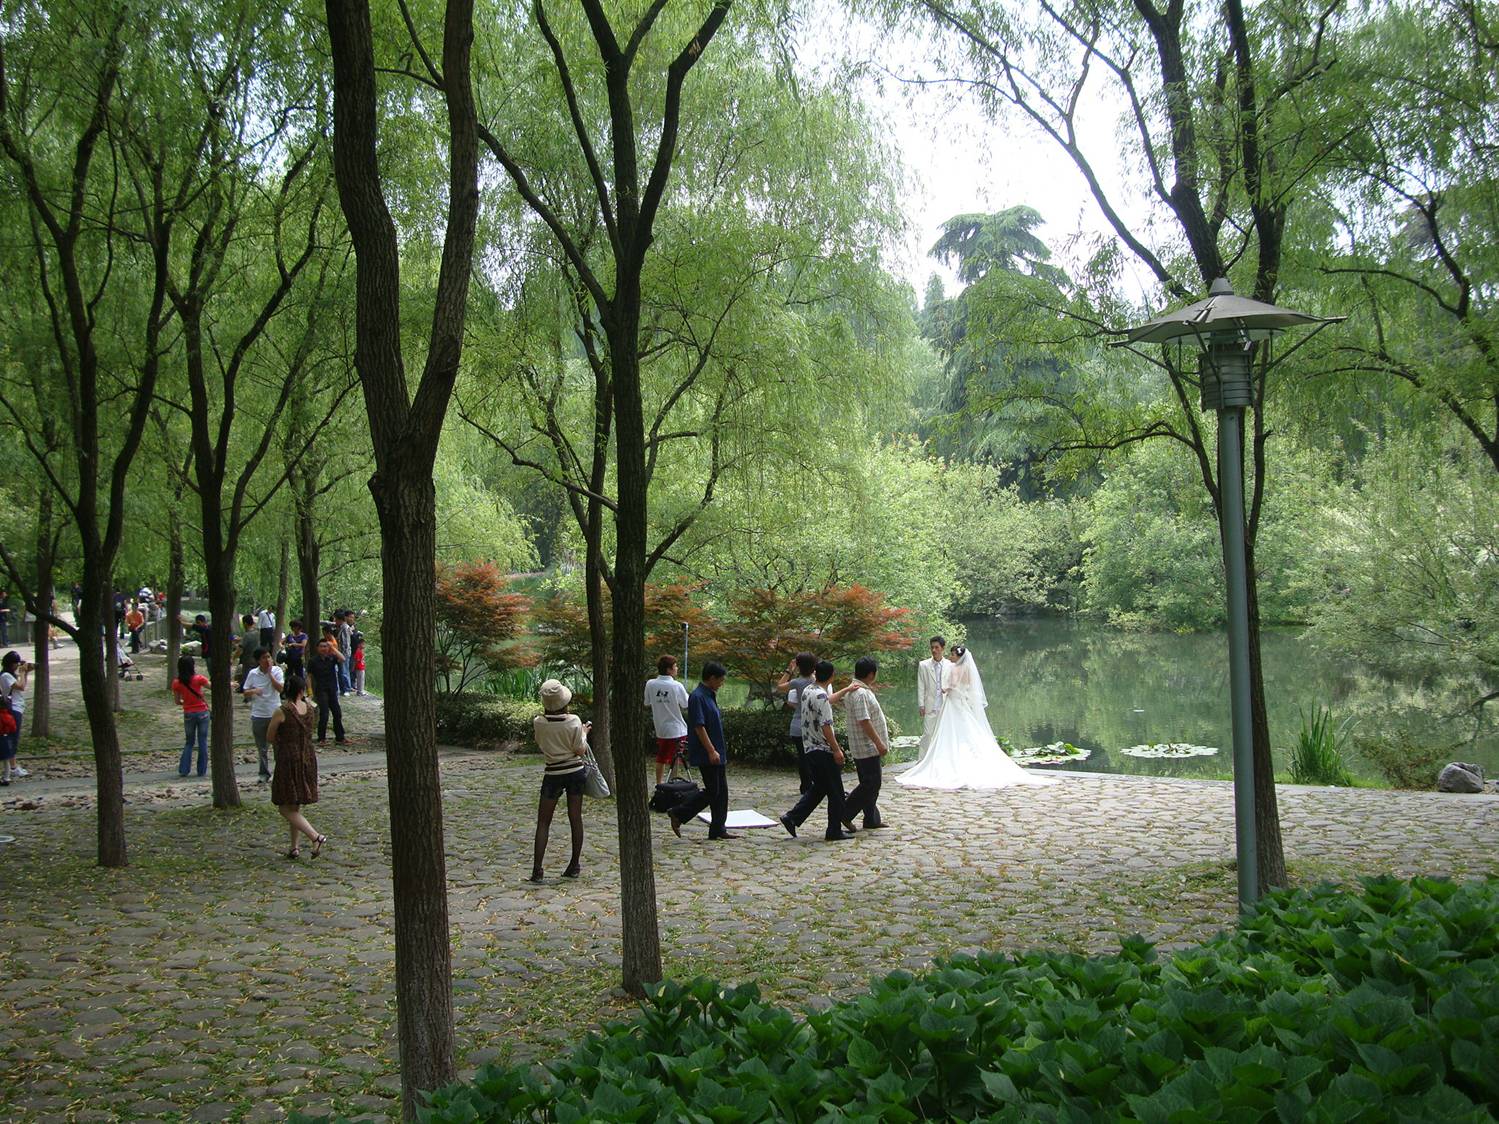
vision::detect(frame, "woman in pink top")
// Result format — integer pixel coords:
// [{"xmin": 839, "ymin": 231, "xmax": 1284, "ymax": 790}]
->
[{"xmin": 171, "ymin": 655, "xmax": 211, "ymax": 777}]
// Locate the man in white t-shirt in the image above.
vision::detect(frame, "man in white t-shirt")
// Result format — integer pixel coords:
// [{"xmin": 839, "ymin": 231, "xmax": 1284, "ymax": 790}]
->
[
  {"xmin": 241, "ymin": 647, "xmax": 285, "ymax": 782},
  {"xmin": 644, "ymin": 654, "xmax": 690, "ymax": 786},
  {"xmin": 256, "ymin": 607, "xmax": 277, "ymax": 652}
]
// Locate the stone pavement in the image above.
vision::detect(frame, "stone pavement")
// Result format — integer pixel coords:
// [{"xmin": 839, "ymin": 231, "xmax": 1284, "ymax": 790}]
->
[{"xmin": 2, "ymin": 758, "xmax": 1496, "ymax": 1122}]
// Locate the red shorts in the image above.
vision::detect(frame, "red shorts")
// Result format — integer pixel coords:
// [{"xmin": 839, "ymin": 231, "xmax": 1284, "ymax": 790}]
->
[{"xmin": 655, "ymin": 736, "xmax": 687, "ymax": 764}]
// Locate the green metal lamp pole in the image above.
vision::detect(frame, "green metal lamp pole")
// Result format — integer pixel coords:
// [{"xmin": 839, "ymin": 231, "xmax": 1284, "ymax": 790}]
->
[
  {"xmin": 1203, "ymin": 337, "xmax": 1259, "ymax": 908},
  {"xmin": 1119, "ymin": 277, "xmax": 1343, "ymax": 914}
]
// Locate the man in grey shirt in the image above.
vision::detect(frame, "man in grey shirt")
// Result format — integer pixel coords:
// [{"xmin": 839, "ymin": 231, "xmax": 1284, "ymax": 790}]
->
[
  {"xmin": 842, "ymin": 657, "xmax": 890, "ymax": 830},
  {"xmin": 774, "ymin": 652, "xmax": 817, "ymax": 794}
]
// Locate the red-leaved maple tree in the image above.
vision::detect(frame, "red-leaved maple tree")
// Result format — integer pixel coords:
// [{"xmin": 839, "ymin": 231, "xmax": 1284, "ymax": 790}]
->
[
  {"xmin": 719, "ymin": 584, "xmax": 914, "ymax": 701},
  {"xmin": 534, "ymin": 582, "xmax": 725, "ymax": 677},
  {"xmin": 434, "ymin": 561, "xmax": 532, "ymax": 694}
]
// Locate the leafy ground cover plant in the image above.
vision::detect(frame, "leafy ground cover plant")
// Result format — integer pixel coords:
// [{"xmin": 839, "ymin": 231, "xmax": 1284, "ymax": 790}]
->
[
  {"xmin": 1291, "ymin": 707, "xmax": 1357, "ymax": 786},
  {"xmin": 321, "ymin": 876, "xmax": 1496, "ymax": 1122}
]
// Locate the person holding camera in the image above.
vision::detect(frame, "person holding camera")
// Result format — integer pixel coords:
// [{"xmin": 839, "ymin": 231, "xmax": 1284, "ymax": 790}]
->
[
  {"xmin": 1, "ymin": 651, "xmax": 31, "ymax": 783},
  {"xmin": 531, "ymin": 679, "xmax": 589, "ymax": 882}
]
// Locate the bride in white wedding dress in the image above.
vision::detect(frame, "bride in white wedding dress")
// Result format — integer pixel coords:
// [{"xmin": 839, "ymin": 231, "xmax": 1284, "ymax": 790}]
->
[{"xmin": 897, "ymin": 646, "xmax": 1056, "ymax": 790}]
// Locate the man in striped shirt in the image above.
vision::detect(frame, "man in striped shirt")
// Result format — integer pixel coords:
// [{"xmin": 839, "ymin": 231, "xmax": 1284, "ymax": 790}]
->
[{"xmin": 841, "ymin": 657, "xmax": 890, "ymax": 830}]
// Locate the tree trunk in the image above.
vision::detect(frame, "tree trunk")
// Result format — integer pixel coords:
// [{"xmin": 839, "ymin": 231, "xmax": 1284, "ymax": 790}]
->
[
  {"xmin": 275, "ymin": 530, "xmax": 291, "ymax": 649},
  {"xmin": 585, "ymin": 520, "xmax": 613, "ymax": 787},
  {"xmin": 296, "ymin": 468, "xmax": 322, "ymax": 633},
  {"xmin": 1244, "ymin": 539, "xmax": 1287, "ymax": 889},
  {"xmin": 30, "ymin": 488, "xmax": 55, "ymax": 738},
  {"xmin": 80, "ymin": 574, "xmax": 127, "ymax": 867},
  {"xmin": 204, "ymin": 557, "xmax": 242, "ymax": 809},
  {"xmin": 372, "ymin": 469, "xmax": 455, "ymax": 1108},
  {"xmin": 608, "ymin": 317, "xmax": 663, "ymax": 995}
]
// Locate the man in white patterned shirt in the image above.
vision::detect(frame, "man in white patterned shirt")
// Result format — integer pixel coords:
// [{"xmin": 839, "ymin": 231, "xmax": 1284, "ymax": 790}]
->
[
  {"xmin": 778, "ymin": 660, "xmax": 860, "ymax": 842},
  {"xmin": 842, "ymin": 657, "xmax": 890, "ymax": 830}
]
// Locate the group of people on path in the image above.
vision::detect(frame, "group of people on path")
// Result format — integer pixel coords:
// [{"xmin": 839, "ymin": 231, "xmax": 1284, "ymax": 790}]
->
[
  {"xmin": 643, "ymin": 651, "xmax": 893, "ymax": 844},
  {"xmin": 527, "ymin": 633, "xmax": 1056, "ymax": 879},
  {"xmin": 162, "ymin": 607, "xmax": 372, "ymax": 859},
  {"xmin": 171, "ymin": 619, "xmax": 368, "ymax": 773}
]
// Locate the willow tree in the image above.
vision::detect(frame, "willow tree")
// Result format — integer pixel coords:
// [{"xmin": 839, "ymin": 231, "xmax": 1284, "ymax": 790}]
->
[
  {"xmin": 145, "ymin": 4, "xmax": 348, "ymax": 809},
  {"xmin": 0, "ymin": 1, "xmax": 207, "ymax": 866},
  {"xmin": 1311, "ymin": 0, "xmax": 1499, "ymax": 472},
  {"xmin": 459, "ymin": 43, "xmax": 908, "ymax": 785},
  {"xmin": 463, "ymin": 0, "xmax": 729, "ymax": 995},
  {"xmin": 324, "ymin": 0, "xmax": 479, "ymax": 1111}
]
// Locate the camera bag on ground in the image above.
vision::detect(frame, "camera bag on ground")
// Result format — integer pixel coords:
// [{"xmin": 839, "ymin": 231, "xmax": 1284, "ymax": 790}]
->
[{"xmin": 649, "ymin": 750, "xmax": 700, "ymax": 813}]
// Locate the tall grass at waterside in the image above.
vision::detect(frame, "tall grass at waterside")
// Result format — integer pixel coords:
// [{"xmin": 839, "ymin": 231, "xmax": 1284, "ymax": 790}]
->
[{"xmin": 1290, "ymin": 707, "xmax": 1356, "ymax": 786}]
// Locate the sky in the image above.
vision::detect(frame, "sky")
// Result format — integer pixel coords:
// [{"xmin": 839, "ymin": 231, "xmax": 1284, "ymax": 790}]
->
[{"xmin": 796, "ymin": 6, "xmax": 1158, "ymax": 305}]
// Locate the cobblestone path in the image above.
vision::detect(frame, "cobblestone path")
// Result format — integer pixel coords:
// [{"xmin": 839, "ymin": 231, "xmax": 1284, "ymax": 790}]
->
[{"xmin": 2, "ymin": 758, "xmax": 1495, "ymax": 1121}]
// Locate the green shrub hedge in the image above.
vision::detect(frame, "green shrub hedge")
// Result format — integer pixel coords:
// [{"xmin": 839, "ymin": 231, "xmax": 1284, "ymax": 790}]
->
[
  {"xmin": 435, "ymin": 697, "xmax": 898, "ymax": 765},
  {"xmin": 353, "ymin": 876, "xmax": 1499, "ymax": 1122},
  {"xmin": 434, "ymin": 695, "xmax": 546, "ymax": 750}
]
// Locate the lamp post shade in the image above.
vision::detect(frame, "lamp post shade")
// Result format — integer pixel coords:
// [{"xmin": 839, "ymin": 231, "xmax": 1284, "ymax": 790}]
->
[{"xmin": 1119, "ymin": 277, "xmax": 1343, "ymax": 345}]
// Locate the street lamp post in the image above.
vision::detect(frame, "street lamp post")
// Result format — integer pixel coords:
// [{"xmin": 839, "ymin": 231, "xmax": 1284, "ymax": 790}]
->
[{"xmin": 1119, "ymin": 279, "xmax": 1342, "ymax": 911}]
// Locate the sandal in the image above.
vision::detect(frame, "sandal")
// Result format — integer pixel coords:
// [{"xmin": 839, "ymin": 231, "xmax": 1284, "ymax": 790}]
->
[
  {"xmin": 312, "ymin": 835, "xmax": 327, "ymax": 858},
  {"xmin": 286, "ymin": 847, "xmax": 300, "ymax": 860}
]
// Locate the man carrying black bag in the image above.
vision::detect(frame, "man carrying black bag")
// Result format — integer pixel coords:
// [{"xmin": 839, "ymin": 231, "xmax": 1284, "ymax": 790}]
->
[{"xmin": 669, "ymin": 661, "xmax": 735, "ymax": 840}]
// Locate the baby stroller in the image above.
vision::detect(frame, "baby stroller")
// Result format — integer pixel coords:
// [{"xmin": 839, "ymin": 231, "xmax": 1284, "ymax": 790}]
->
[{"xmin": 116, "ymin": 640, "xmax": 144, "ymax": 680}]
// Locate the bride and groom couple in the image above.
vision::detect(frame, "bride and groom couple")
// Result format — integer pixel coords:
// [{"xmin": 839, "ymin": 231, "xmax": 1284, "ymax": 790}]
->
[{"xmin": 903, "ymin": 635, "xmax": 1055, "ymax": 790}]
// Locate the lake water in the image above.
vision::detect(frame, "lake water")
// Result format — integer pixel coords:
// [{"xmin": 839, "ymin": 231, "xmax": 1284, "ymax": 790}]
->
[{"xmin": 860, "ymin": 617, "xmax": 1497, "ymax": 782}]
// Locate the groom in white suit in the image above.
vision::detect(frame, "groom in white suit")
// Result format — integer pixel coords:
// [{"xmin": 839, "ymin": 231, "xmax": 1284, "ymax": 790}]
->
[{"xmin": 916, "ymin": 635, "xmax": 946, "ymax": 750}]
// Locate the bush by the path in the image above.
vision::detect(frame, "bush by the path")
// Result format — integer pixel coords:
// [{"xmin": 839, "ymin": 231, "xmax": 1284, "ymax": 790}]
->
[
  {"xmin": 399, "ymin": 876, "xmax": 1497, "ymax": 1122},
  {"xmin": 434, "ymin": 695, "xmax": 544, "ymax": 749}
]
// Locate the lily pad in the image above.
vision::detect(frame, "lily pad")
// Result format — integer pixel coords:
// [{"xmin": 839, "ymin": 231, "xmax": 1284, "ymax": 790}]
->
[
  {"xmin": 1119, "ymin": 742, "xmax": 1219, "ymax": 759},
  {"xmin": 1011, "ymin": 741, "xmax": 1092, "ymax": 765}
]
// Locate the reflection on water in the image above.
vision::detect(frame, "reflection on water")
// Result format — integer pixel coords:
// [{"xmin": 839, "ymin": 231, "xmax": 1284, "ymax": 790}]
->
[{"xmin": 870, "ymin": 618, "xmax": 1497, "ymax": 781}]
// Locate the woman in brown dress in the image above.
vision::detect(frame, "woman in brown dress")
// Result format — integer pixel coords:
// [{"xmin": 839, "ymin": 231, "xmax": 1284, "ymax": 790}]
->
[{"xmin": 267, "ymin": 673, "xmax": 326, "ymax": 858}]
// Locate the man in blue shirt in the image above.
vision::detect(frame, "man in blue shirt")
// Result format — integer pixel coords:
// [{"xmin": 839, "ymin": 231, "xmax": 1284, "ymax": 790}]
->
[{"xmin": 670, "ymin": 661, "xmax": 735, "ymax": 840}]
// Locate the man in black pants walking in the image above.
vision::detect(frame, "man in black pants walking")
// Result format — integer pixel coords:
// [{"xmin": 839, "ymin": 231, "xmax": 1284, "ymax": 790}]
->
[
  {"xmin": 306, "ymin": 636, "xmax": 348, "ymax": 744},
  {"xmin": 841, "ymin": 657, "xmax": 890, "ymax": 830},
  {"xmin": 670, "ymin": 661, "xmax": 735, "ymax": 840},
  {"xmin": 780, "ymin": 660, "xmax": 857, "ymax": 841}
]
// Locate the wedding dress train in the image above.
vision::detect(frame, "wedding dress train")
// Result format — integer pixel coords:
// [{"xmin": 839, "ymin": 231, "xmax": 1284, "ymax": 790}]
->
[{"xmin": 897, "ymin": 651, "xmax": 1056, "ymax": 790}]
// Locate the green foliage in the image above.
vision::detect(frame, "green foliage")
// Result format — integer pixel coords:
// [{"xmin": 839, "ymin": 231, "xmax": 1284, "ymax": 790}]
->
[
  {"xmin": 1290, "ymin": 708, "xmax": 1356, "ymax": 787},
  {"xmin": 684, "ymin": 439, "xmax": 964, "ymax": 640},
  {"xmin": 1305, "ymin": 434, "xmax": 1498, "ymax": 714},
  {"xmin": 355, "ymin": 876, "xmax": 1499, "ymax": 1123},
  {"xmin": 433, "ymin": 695, "xmax": 545, "ymax": 750},
  {"xmin": 1081, "ymin": 438, "xmax": 1335, "ymax": 630},
  {"xmin": 1352, "ymin": 710, "xmax": 1469, "ymax": 791}
]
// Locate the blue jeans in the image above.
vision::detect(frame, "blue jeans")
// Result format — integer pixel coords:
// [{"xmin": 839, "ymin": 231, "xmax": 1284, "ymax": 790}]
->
[
  {"xmin": 179, "ymin": 711, "xmax": 210, "ymax": 776},
  {"xmin": 336, "ymin": 658, "xmax": 352, "ymax": 694}
]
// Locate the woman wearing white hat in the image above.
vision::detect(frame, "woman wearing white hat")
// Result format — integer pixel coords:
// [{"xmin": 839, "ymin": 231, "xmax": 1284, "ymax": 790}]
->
[{"xmin": 530, "ymin": 678, "xmax": 590, "ymax": 882}]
